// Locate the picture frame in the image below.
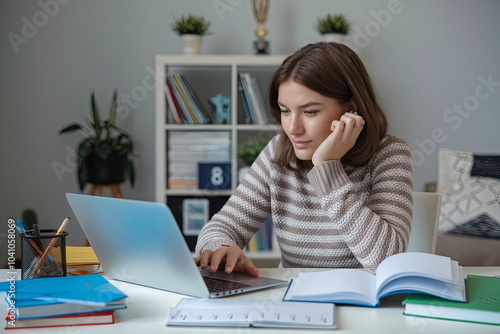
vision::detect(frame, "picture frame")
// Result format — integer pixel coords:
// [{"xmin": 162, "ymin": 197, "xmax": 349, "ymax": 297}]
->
[{"xmin": 182, "ymin": 198, "xmax": 209, "ymax": 236}]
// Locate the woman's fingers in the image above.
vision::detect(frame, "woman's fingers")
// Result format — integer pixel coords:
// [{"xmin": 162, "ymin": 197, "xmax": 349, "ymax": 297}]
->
[
  {"xmin": 237, "ymin": 257, "xmax": 260, "ymax": 277},
  {"xmin": 196, "ymin": 250, "xmax": 214, "ymax": 269},
  {"xmin": 194, "ymin": 246, "xmax": 260, "ymax": 277},
  {"xmin": 342, "ymin": 112, "xmax": 365, "ymax": 130},
  {"xmin": 208, "ymin": 247, "xmax": 229, "ymax": 272}
]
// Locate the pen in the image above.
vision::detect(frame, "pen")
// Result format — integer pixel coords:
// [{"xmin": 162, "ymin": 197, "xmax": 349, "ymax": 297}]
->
[
  {"xmin": 17, "ymin": 219, "xmax": 29, "ymax": 231},
  {"xmin": 32, "ymin": 217, "xmax": 70, "ymax": 275}
]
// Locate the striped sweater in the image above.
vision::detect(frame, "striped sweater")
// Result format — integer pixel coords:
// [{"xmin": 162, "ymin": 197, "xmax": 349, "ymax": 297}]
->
[{"xmin": 195, "ymin": 134, "xmax": 413, "ymax": 272}]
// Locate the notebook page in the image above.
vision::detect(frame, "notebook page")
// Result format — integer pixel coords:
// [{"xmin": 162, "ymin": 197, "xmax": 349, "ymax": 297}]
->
[
  {"xmin": 283, "ymin": 269, "xmax": 377, "ymax": 304},
  {"xmin": 375, "ymin": 253, "xmax": 456, "ymax": 293}
]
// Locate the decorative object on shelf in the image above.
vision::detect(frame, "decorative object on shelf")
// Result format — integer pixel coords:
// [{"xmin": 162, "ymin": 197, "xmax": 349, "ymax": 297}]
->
[
  {"xmin": 170, "ymin": 14, "xmax": 212, "ymax": 54},
  {"xmin": 316, "ymin": 13, "xmax": 351, "ymax": 43},
  {"xmin": 237, "ymin": 137, "xmax": 270, "ymax": 183},
  {"xmin": 252, "ymin": 0, "xmax": 270, "ymax": 54},
  {"xmin": 209, "ymin": 93, "xmax": 231, "ymax": 124},
  {"xmin": 198, "ymin": 162, "xmax": 231, "ymax": 190},
  {"xmin": 58, "ymin": 91, "xmax": 135, "ymax": 193}
]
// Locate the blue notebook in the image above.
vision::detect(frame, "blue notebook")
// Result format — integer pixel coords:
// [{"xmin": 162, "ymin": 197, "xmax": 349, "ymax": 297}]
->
[
  {"xmin": 4, "ymin": 297, "xmax": 126, "ymax": 320},
  {"xmin": 0, "ymin": 274, "xmax": 127, "ymax": 307}
]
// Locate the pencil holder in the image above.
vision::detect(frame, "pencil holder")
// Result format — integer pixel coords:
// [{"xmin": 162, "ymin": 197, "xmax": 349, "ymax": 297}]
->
[{"xmin": 21, "ymin": 229, "xmax": 68, "ymax": 279}]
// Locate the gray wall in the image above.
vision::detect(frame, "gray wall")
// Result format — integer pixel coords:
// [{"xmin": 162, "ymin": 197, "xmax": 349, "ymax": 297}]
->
[{"xmin": 1, "ymin": 0, "xmax": 499, "ymax": 265}]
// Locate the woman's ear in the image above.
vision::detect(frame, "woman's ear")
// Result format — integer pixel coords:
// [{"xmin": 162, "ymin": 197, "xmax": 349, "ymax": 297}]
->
[{"xmin": 347, "ymin": 98, "xmax": 358, "ymax": 114}]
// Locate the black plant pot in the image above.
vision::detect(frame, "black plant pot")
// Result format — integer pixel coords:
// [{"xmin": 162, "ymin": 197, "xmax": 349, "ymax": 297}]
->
[{"xmin": 85, "ymin": 151, "xmax": 127, "ymax": 185}]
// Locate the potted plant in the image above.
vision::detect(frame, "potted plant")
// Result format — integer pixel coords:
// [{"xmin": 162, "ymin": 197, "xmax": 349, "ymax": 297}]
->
[
  {"xmin": 316, "ymin": 13, "xmax": 351, "ymax": 43},
  {"xmin": 170, "ymin": 14, "xmax": 212, "ymax": 54},
  {"xmin": 237, "ymin": 137, "xmax": 269, "ymax": 183},
  {"xmin": 58, "ymin": 91, "xmax": 135, "ymax": 191}
]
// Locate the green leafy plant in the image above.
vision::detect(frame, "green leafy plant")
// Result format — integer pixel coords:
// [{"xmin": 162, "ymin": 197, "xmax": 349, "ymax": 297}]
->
[
  {"xmin": 58, "ymin": 91, "xmax": 135, "ymax": 191},
  {"xmin": 21, "ymin": 208, "xmax": 38, "ymax": 230},
  {"xmin": 237, "ymin": 138, "xmax": 270, "ymax": 166},
  {"xmin": 317, "ymin": 13, "xmax": 351, "ymax": 35},
  {"xmin": 170, "ymin": 14, "xmax": 212, "ymax": 35}
]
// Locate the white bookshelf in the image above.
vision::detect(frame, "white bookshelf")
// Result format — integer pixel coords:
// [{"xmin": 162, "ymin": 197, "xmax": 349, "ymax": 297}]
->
[{"xmin": 155, "ymin": 55, "xmax": 286, "ymax": 263}]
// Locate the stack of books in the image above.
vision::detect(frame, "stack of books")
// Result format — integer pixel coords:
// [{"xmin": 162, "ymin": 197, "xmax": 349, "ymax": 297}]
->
[
  {"xmin": 168, "ymin": 131, "xmax": 231, "ymax": 189},
  {"xmin": 1, "ymin": 274, "xmax": 127, "ymax": 330},
  {"xmin": 238, "ymin": 72, "xmax": 272, "ymax": 125},
  {"xmin": 66, "ymin": 246, "xmax": 102, "ymax": 276},
  {"xmin": 165, "ymin": 73, "xmax": 212, "ymax": 124},
  {"xmin": 403, "ymin": 275, "xmax": 500, "ymax": 326}
]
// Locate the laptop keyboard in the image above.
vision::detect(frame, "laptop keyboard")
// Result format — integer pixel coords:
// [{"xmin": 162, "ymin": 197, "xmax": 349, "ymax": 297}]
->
[{"xmin": 202, "ymin": 276, "xmax": 251, "ymax": 293}]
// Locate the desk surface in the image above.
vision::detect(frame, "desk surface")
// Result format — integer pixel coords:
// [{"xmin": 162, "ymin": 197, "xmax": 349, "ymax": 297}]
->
[{"xmin": 2, "ymin": 267, "xmax": 500, "ymax": 333}]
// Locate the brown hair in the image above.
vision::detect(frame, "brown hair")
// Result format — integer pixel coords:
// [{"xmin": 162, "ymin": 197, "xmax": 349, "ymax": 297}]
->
[{"xmin": 268, "ymin": 42, "xmax": 387, "ymax": 170}]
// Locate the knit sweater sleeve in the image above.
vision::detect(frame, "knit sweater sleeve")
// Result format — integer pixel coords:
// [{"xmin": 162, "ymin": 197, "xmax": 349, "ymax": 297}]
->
[
  {"xmin": 194, "ymin": 141, "xmax": 273, "ymax": 257},
  {"xmin": 307, "ymin": 136, "xmax": 413, "ymax": 272}
]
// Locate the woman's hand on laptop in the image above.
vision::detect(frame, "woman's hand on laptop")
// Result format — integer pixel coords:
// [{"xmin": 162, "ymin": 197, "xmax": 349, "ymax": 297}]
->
[{"xmin": 195, "ymin": 245, "xmax": 260, "ymax": 277}]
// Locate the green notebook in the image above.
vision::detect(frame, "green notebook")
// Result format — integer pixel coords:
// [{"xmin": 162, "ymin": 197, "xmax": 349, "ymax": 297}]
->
[{"xmin": 403, "ymin": 275, "xmax": 500, "ymax": 326}]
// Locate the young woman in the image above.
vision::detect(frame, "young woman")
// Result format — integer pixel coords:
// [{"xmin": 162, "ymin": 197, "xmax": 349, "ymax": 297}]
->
[{"xmin": 195, "ymin": 42, "xmax": 413, "ymax": 276}]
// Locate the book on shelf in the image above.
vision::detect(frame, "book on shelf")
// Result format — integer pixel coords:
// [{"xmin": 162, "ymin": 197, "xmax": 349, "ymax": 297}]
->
[
  {"xmin": 178, "ymin": 73, "xmax": 213, "ymax": 124},
  {"xmin": 239, "ymin": 72, "xmax": 269, "ymax": 125},
  {"xmin": 165, "ymin": 82, "xmax": 187, "ymax": 124},
  {"xmin": 5, "ymin": 310, "xmax": 114, "ymax": 330},
  {"xmin": 168, "ymin": 179, "xmax": 198, "ymax": 189},
  {"xmin": 166, "ymin": 298, "xmax": 336, "ymax": 329},
  {"xmin": 403, "ymin": 275, "xmax": 500, "ymax": 326},
  {"xmin": 170, "ymin": 74, "xmax": 209, "ymax": 124},
  {"xmin": 250, "ymin": 76, "xmax": 272, "ymax": 124},
  {"xmin": 283, "ymin": 252, "xmax": 466, "ymax": 307},
  {"xmin": 238, "ymin": 75, "xmax": 255, "ymax": 124},
  {"xmin": 247, "ymin": 214, "xmax": 273, "ymax": 252},
  {"xmin": 167, "ymin": 76, "xmax": 195, "ymax": 124},
  {"xmin": 168, "ymin": 131, "xmax": 231, "ymax": 189}
]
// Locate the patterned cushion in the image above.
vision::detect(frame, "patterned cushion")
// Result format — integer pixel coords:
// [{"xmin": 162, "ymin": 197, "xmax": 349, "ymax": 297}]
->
[{"xmin": 437, "ymin": 148, "xmax": 500, "ymax": 239}]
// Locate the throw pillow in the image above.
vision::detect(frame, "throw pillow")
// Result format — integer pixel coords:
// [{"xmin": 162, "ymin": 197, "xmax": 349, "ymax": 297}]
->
[{"xmin": 437, "ymin": 148, "xmax": 500, "ymax": 239}]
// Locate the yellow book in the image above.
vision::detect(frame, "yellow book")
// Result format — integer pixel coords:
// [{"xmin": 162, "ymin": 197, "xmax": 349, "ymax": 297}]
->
[{"xmin": 66, "ymin": 246, "xmax": 99, "ymax": 265}]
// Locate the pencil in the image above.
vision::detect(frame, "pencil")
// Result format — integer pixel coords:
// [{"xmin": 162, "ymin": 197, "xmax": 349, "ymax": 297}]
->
[{"xmin": 32, "ymin": 217, "xmax": 70, "ymax": 275}]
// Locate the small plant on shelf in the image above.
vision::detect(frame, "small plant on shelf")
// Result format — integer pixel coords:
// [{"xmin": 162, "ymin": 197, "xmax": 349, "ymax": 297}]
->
[
  {"xmin": 170, "ymin": 14, "xmax": 212, "ymax": 54},
  {"xmin": 58, "ymin": 91, "xmax": 135, "ymax": 191},
  {"xmin": 237, "ymin": 137, "xmax": 270, "ymax": 166},
  {"xmin": 170, "ymin": 14, "xmax": 212, "ymax": 36},
  {"xmin": 316, "ymin": 13, "xmax": 351, "ymax": 35}
]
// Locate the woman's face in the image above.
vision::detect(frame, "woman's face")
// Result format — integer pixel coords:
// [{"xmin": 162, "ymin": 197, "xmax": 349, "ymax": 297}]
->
[{"xmin": 278, "ymin": 80, "xmax": 346, "ymax": 161}]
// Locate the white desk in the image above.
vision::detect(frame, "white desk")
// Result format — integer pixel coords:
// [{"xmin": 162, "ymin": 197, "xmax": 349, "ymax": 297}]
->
[{"xmin": 2, "ymin": 267, "xmax": 500, "ymax": 333}]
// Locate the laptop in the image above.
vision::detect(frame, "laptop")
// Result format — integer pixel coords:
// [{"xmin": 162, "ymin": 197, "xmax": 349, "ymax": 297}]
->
[{"xmin": 66, "ymin": 193, "xmax": 287, "ymax": 298}]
